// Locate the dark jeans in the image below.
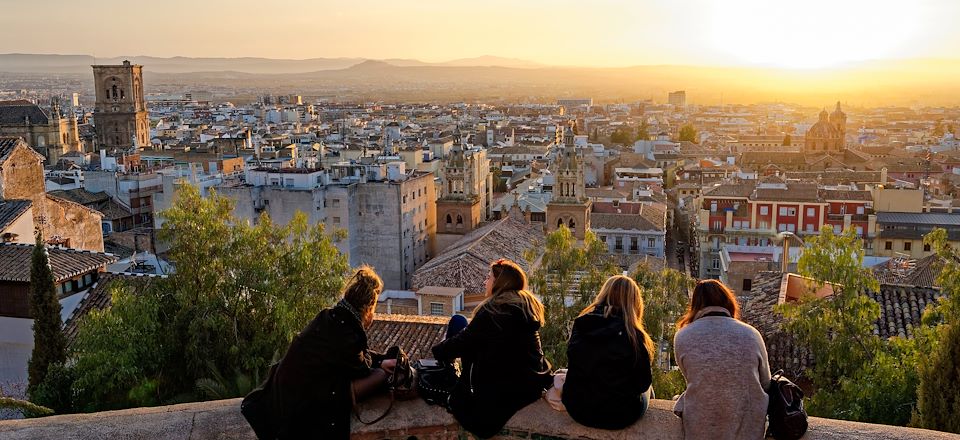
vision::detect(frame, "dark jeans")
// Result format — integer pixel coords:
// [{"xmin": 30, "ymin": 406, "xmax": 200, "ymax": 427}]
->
[{"xmin": 446, "ymin": 314, "xmax": 468, "ymax": 340}]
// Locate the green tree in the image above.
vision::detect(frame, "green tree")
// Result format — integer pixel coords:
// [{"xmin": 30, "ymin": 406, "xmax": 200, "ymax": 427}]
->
[
  {"xmin": 912, "ymin": 229, "xmax": 960, "ymax": 433},
  {"xmin": 679, "ymin": 124, "xmax": 697, "ymax": 143},
  {"xmin": 636, "ymin": 121, "xmax": 650, "ymax": 142},
  {"xmin": 610, "ymin": 127, "xmax": 633, "ymax": 145},
  {"xmin": 27, "ymin": 234, "xmax": 67, "ymax": 399},
  {"xmin": 524, "ymin": 226, "xmax": 619, "ymax": 366},
  {"xmin": 68, "ymin": 185, "xmax": 351, "ymax": 411},
  {"xmin": 777, "ymin": 227, "xmax": 896, "ymax": 421}
]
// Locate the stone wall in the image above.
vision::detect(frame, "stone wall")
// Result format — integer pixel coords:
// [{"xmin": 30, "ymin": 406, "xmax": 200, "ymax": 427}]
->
[{"xmin": 2, "ymin": 397, "xmax": 957, "ymax": 440}]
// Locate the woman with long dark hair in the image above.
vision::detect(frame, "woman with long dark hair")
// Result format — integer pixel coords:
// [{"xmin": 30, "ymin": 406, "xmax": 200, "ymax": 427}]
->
[
  {"xmin": 562, "ymin": 275, "xmax": 655, "ymax": 429},
  {"xmin": 673, "ymin": 279, "xmax": 771, "ymax": 440},
  {"xmin": 251, "ymin": 266, "xmax": 395, "ymax": 439},
  {"xmin": 431, "ymin": 259, "xmax": 553, "ymax": 438}
]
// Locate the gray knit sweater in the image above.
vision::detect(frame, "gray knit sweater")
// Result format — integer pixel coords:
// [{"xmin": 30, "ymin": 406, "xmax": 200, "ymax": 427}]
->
[{"xmin": 673, "ymin": 306, "xmax": 771, "ymax": 440}]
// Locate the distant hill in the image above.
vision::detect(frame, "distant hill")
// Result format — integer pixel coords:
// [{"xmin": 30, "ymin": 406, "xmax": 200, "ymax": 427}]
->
[
  {"xmin": 4, "ymin": 54, "xmax": 960, "ymax": 106},
  {"xmin": 0, "ymin": 53, "xmax": 543, "ymax": 74}
]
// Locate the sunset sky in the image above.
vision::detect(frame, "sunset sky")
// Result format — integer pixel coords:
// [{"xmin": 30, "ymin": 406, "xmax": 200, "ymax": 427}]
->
[{"xmin": 2, "ymin": 0, "xmax": 958, "ymax": 69}]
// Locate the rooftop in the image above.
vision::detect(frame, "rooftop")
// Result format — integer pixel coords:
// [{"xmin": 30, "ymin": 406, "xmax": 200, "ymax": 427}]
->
[{"xmin": 0, "ymin": 243, "xmax": 117, "ymax": 283}]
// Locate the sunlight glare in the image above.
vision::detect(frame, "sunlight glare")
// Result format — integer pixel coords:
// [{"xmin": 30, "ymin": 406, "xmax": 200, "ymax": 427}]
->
[{"xmin": 708, "ymin": 0, "xmax": 920, "ymax": 69}]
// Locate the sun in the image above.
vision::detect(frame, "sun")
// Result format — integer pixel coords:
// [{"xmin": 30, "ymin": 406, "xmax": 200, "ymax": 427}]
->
[{"xmin": 707, "ymin": 0, "xmax": 920, "ymax": 69}]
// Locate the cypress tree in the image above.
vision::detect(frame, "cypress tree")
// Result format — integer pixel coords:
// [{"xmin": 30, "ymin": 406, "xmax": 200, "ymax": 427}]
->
[
  {"xmin": 27, "ymin": 234, "xmax": 67, "ymax": 395},
  {"xmin": 914, "ymin": 323, "xmax": 960, "ymax": 433}
]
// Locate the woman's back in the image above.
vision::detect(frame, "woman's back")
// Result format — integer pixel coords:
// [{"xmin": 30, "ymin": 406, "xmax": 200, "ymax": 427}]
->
[
  {"xmin": 673, "ymin": 309, "xmax": 770, "ymax": 440},
  {"xmin": 563, "ymin": 308, "xmax": 652, "ymax": 429}
]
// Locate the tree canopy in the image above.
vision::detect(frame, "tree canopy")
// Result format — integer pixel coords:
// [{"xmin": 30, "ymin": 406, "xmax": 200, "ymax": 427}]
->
[{"xmin": 59, "ymin": 185, "xmax": 351, "ymax": 411}]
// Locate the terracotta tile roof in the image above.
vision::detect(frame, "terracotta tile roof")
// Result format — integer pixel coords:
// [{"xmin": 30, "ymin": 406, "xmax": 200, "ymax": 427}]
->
[
  {"xmin": 752, "ymin": 182, "xmax": 820, "ymax": 202},
  {"xmin": 872, "ymin": 255, "xmax": 947, "ymax": 288},
  {"xmin": 50, "ymin": 189, "xmax": 133, "ymax": 221},
  {"xmin": 590, "ymin": 203, "xmax": 666, "ymax": 232},
  {"xmin": 0, "ymin": 199, "xmax": 31, "ymax": 230},
  {"xmin": 702, "ymin": 180, "xmax": 754, "ymax": 198},
  {"xmin": 368, "ymin": 314, "xmax": 449, "ymax": 361},
  {"xmin": 62, "ymin": 272, "xmax": 158, "ymax": 344},
  {"xmin": 411, "ymin": 216, "xmax": 542, "ymax": 296},
  {"xmin": 0, "ymin": 137, "xmax": 41, "ymax": 163},
  {"xmin": 0, "ymin": 243, "xmax": 117, "ymax": 283},
  {"xmin": 741, "ymin": 271, "xmax": 945, "ymax": 379},
  {"xmin": 819, "ymin": 189, "xmax": 873, "ymax": 201},
  {"xmin": 739, "ymin": 151, "xmax": 807, "ymax": 167}
]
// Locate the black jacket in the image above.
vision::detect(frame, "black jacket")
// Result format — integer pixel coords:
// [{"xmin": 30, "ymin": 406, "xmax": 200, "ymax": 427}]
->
[
  {"xmin": 562, "ymin": 308, "xmax": 653, "ymax": 430},
  {"xmin": 432, "ymin": 296, "xmax": 553, "ymax": 438},
  {"xmin": 266, "ymin": 305, "xmax": 384, "ymax": 439}
]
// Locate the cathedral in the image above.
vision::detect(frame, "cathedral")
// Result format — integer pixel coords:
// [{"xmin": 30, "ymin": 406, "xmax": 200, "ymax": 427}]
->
[
  {"xmin": 92, "ymin": 60, "xmax": 150, "ymax": 151},
  {"xmin": 0, "ymin": 99, "xmax": 81, "ymax": 163},
  {"xmin": 804, "ymin": 102, "xmax": 847, "ymax": 153}
]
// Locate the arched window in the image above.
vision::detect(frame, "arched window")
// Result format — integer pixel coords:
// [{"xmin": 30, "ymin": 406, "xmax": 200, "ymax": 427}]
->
[
  {"xmin": 557, "ymin": 218, "xmax": 564, "ymax": 228},
  {"xmin": 568, "ymin": 218, "xmax": 576, "ymax": 229},
  {"xmin": 456, "ymin": 215, "xmax": 463, "ymax": 225},
  {"xmin": 446, "ymin": 214, "xmax": 452, "ymax": 225},
  {"xmin": 111, "ymin": 84, "xmax": 118, "ymax": 99},
  {"xmin": 120, "ymin": 89, "xmax": 125, "ymax": 99}
]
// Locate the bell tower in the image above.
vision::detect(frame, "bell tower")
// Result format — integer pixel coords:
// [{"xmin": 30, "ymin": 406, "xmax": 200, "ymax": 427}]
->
[
  {"xmin": 437, "ymin": 127, "xmax": 482, "ymax": 235},
  {"xmin": 546, "ymin": 122, "xmax": 591, "ymax": 239},
  {"xmin": 92, "ymin": 60, "xmax": 150, "ymax": 151}
]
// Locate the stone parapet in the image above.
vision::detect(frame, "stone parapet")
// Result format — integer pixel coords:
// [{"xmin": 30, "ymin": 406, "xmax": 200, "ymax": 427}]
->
[{"xmin": 1, "ymin": 397, "xmax": 957, "ymax": 440}]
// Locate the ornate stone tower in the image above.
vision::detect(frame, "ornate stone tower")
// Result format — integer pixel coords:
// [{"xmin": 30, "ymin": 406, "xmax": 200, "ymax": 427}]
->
[
  {"xmin": 829, "ymin": 101, "xmax": 847, "ymax": 145},
  {"xmin": 546, "ymin": 122, "xmax": 591, "ymax": 239},
  {"xmin": 92, "ymin": 60, "xmax": 149, "ymax": 151},
  {"xmin": 437, "ymin": 127, "xmax": 482, "ymax": 235}
]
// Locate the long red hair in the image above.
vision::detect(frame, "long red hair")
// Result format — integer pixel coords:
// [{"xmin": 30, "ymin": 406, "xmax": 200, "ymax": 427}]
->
[{"xmin": 676, "ymin": 279, "xmax": 740, "ymax": 329}]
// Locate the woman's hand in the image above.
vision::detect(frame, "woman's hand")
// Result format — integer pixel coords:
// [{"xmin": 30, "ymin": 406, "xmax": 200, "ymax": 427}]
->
[{"xmin": 380, "ymin": 359, "xmax": 397, "ymax": 374}]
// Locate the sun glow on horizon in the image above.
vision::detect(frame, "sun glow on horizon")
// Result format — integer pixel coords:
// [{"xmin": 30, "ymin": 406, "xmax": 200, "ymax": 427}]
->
[{"xmin": 708, "ymin": 0, "xmax": 923, "ymax": 69}]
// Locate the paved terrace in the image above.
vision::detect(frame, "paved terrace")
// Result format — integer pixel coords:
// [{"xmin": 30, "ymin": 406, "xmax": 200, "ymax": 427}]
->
[{"xmin": 1, "ymin": 397, "xmax": 957, "ymax": 440}]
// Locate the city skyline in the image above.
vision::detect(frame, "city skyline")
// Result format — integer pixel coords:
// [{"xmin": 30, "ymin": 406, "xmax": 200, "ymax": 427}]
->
[{"xmin": 1, "ymin": 0, "xmax": 958, "ymax": 69}]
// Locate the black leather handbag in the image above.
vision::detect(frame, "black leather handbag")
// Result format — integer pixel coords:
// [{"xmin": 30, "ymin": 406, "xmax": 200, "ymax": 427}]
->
[
  {"xmin": 353, "ymin": 346, "xmax": 416, "ymax": 425},
  {"xmin": 415, "ymin": 359, "xmax": 459, "ymax": 408}
]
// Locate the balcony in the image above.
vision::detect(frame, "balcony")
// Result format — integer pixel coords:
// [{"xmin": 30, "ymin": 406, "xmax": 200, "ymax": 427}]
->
[
  {"xmin": 827, "ymin": 213, "xmax": 870, "ymax": 222},
  {"xmin": 0, "ymin": 396, "xmax": 948, "ymax": 440}
]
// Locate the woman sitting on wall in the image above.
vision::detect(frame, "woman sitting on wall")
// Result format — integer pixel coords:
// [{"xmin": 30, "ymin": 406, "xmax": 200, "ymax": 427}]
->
[
  {"xmin": 562, "ymin": 274, "xmax": 655, "ymax": 430},
  {"xmin": 248, "ymin": 266, "xmax": 396, "ymax": 439},
  {"xmin": 673, "ymin": 279, "xmax": 771, "ymax": 440},
  {"xmin": 432, "ymin": 258, "xmax": 553, "ymax": 438}
]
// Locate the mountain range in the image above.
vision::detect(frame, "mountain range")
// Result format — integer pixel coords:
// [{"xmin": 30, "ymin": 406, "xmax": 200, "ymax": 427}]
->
[{"xmin": 0, "ymin": 53, "xmax": 542, "ymax": 74}]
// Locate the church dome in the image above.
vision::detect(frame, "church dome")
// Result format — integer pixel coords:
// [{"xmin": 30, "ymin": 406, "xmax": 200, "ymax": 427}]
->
[{"xmin": 807, "ymin": 109, "xmax": 840, "ymax": 140}]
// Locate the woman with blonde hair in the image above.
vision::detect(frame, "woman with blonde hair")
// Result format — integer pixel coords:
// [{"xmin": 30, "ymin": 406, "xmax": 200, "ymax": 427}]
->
[
  {"xmin": 673, "ymin": 279, "xmax": 771, "ymax": 440},
  {"xmin": 562, "ymin": 274, "xmax": 655, "ymax": 429},
  {"xmin": 245, "ymin": 265, "xmax": 397, "ymax": 440},
  {"xmin": 432, "ymin": 258, "xmax": 553, "ymax": 438}
]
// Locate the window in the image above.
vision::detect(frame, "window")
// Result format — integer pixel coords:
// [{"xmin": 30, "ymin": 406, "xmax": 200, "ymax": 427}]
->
[
  {"xmin": 924, "ymin": 243, "xmax": 931, "ymax": 252},
  {"xmin": 331, "ymin": 199, "xmax": 340, "ymax": 208},
  {"xmin": 807, "ymin": 208, "xmax": 815, "ymax": 217},
  {"xmin": 710, "ymin": 202, "xmax": 717, "ymax": 212},
  {"xmin": 430, "ymin": 302, "xmax": 444, "ymax": 316},
  {"xmin": 856, "ymin": 206, "xmax": 865, "ymax": 215},
  {"xmin": 856, "ymin": 226, "xmax": 863, "ymax": 236},
  {"xmin": 742, "ymin": 278, "xmax": 753, "ymax": 292},
  {"xmin": 904, "ymin": 242, "xmax": 912, "ymax": 251},
  {"xmin": 712, "ymin": 258, "xmax": 720, "ymax": 270},
  {"xmin": 806, "ymin": 223, "xmax": 814, "ymax": 233},
  {"xmin": 446, "ymin": 214, "xmax": 452, "ymax": 225},
  {"xmin": 779, "ymin": 207, "xmax": 796, "ymax": 216},
  {"xmin": 885, "ymin": 241, "xmax": 893, "ymax": 250},
  {"xmin": 615, "ymin": 237, "xmax": 623, "ymax": 251},
  {"xmin": 648, "ymin": 237, "xmax": 655, "ymax": 248},
  {"xmin": 760, "ymin": 206, "xmax": 769, "ymax": 216}
]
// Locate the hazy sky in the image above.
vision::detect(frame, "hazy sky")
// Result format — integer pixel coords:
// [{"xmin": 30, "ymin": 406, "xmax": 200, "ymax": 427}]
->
[{"xmin": 2, "ymin": 0, "xmax": 958, "ymax": 68}]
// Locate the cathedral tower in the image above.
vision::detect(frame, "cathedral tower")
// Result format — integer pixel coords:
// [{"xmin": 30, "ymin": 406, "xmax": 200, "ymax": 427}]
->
[
  {"xmin": 436, "ymin": 127, "xmax": 484, "ymax": 235},
  {"xmin": 92, "ymin": 60, "xmax": 150, "ymax": 151}
]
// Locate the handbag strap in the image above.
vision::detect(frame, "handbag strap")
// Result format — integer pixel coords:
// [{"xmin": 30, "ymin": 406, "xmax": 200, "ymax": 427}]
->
[
  {"xmin": 352, "ymin": 387, "xmax": 395, "ymax": 425},
  {"xmin": 351, "ymin": 349, "xmax": 402, "ymax": 425}
]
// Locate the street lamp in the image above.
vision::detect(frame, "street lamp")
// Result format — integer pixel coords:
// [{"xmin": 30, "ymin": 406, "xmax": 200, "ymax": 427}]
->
[{"xmin": 775, "ymin": 231, "xmax": 805, "ymax": 274}]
